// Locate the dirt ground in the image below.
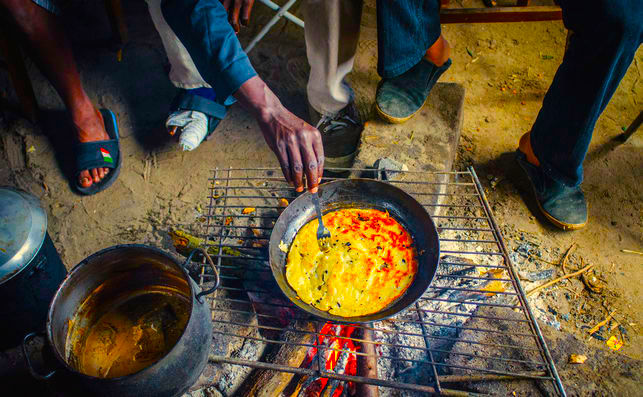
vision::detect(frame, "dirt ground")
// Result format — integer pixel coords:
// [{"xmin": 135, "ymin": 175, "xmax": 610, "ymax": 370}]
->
[{"xmin": 0, "ymin": 0, "xmax": 640, "ymax": 395}]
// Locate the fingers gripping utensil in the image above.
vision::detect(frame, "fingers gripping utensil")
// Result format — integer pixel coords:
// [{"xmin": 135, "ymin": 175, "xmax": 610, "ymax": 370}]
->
[{"xmin": 311, "ymin": 192, "xmax": 331, "ymax": 252}]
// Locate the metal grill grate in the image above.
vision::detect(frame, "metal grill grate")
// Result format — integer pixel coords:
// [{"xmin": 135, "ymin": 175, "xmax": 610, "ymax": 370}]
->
[{"xmin": 197, "ymin": 167, "xmax": 566, "ymax": 396}]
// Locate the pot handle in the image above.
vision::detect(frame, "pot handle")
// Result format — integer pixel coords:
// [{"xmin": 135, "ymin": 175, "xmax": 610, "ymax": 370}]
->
[
  {"xmin": 183, "ymin": 248, "xmax": 220, "ymax": 303},
  {"xmin": 22, "ymin": 332, "xmax": 56, "ymax": 380}
]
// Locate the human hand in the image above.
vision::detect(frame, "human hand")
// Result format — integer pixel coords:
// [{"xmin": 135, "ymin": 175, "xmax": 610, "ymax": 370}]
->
[
  {"xmin": 220, "ymin": 0, "xmax": 256, "ymax": 33},
  {"xmin": 258, "ymin": 107, "xmax": 324, "ymax": 193},
  {"xmin": 234, "ymin": 76, "xmax": 324, "ymax": 192}
]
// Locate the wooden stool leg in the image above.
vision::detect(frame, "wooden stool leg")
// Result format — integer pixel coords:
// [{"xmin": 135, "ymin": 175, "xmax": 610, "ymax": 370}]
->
[
  {"xmin": 104, "ymin": 0, "xmax": 128, "ymax": 45},
  {"xmin": 0, "ymin": 30, "xmax": 38, "ymax": 122}
]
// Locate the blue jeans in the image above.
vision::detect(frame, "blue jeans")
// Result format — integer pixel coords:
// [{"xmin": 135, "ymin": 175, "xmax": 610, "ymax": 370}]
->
[
  {"xmin": 376, "ymin": 0, "xmax": 441, "ymax": 78},
  {"xmin": 531, "ymin": 0, "xmax": 643, "ymax": 187},
  {"xmin": 160, "ymin": 0, "xmax": 257, "ymax": 105},
  {"xmin": 377, "ymin": 0, "xmax": 642, "ymax": 187}
]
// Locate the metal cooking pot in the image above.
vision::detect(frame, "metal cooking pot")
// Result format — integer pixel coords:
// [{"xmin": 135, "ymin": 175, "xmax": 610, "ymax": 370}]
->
[
  {"xmin": 23, "ymin": 245, "xmax": 218, "ymax": 397},
  {"xmin": 0, "ymin": 187, "xmax": 67, "ymax": 349},
  {"xmin": 269, "ymin": 179, "xmax": 440, "ymax": 323}
]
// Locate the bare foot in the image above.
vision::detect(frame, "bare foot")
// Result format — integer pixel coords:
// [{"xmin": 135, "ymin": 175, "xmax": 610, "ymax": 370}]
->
[
  {"xmin": 71, "ymin": 101, "xmax": 111, "ymax": 188},
  {"xmin": 424, "ymin": 35, "xmax": 451, "ymax": 67}
]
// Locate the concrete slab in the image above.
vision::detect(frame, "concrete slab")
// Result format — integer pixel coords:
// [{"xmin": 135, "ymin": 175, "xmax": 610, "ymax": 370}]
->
[{"xmin": 350, "ymin": 82, "xmax": 465, "ymax": 216}]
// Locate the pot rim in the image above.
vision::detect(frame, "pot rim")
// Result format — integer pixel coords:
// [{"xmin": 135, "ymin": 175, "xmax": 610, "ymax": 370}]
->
[{"xmin": 45, "ymin": 244, "xmax": 201, "ymax": 381}]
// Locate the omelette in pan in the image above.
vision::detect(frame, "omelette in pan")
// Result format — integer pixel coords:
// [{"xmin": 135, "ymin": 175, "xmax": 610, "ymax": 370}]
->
[{"xmin": 285, "ymin": 208, "xmax": 418, "ymax": 317}]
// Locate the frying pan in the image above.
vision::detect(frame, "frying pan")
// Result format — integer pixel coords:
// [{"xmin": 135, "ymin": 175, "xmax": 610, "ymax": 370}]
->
[{"xmin": 269, "ymin": 179, "xmax": 440, "ymax": 323}]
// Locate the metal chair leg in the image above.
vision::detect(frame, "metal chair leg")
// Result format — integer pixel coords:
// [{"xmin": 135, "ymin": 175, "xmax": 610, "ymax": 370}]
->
[
  {"xmin": 244, "ymin": 0, "xmax": 303, "ymax": 53},
  {"xmin": 104, "ymin": 0, "xmax": 128, "ymax": 46}
]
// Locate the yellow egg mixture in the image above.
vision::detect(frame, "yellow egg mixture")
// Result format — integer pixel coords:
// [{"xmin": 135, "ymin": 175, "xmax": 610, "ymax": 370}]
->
[{"xmin": 285, "ymin": 208, "xmax": 418, "ymax": 317}]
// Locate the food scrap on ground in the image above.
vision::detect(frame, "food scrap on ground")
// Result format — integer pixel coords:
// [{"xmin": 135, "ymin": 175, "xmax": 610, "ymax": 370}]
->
[
  {"xmin": 568, "ymin": 354, "xmax": 588, "ymax": 364},
  {"xmin": 606, "ymin": 335, "xmax": 624, "ymax": 351}
]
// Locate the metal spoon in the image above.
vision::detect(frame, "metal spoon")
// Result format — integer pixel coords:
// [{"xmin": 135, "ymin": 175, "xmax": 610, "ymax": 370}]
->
[{"xmin": 311, "ymin": 192, "xmax": 331, "ymax": 252}]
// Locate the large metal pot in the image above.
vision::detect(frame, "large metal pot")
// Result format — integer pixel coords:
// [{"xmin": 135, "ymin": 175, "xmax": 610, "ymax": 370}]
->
[
  {"xmin": 0, "ymin": 187, "xmax": 67, "ymax": 349},
  {"xmin": 24, "ymin": 245, "xmax": 218, "ymax": 397}
]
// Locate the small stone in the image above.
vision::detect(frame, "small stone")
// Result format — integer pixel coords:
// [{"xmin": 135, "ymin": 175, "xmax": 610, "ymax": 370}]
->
[
  {"xmin": 524, "ymin": 269, "xmax": 555, "ymax": 281},
  {"xmin": 373, "ymin": 157, "xmax": 409, "ymax": 180}
]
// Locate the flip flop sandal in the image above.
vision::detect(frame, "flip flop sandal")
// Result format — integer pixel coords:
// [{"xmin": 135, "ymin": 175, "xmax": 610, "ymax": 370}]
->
[
  {"xmin": 168, "ymin": 89, "xmax": 227, "ymax": 141},
  {"xmin": 75, "ymin": 108, "xmax": 122, "ymax": 195}
]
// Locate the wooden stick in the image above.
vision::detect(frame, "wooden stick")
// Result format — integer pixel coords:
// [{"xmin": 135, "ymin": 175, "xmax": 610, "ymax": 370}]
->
[
  {"xmin": 526, "ymin": 262, "xmax": 595, "ymax": 297},
  {"xmin": 355, "ymin": 327, "xmax": 379, "ymax": 397},
  {"xmin": 236, "ymin": 321, "xmax": 314, "ymax": 397},
  {"xmin": 588, "ymin": 311, "xmax": 616, "ymax": 336},
  {"xmin": 621, "ymin": 249, "xmax": 643, "ymax": 256},
  {"xmin": 560, "ymin": 243, "xmax": 577, "ymax": 274}
]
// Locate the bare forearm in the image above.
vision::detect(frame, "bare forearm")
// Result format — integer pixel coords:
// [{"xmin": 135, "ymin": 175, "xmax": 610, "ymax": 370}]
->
[{"xmin": 233, "ymin": 76, "xmax": 282, "ymax": 122}]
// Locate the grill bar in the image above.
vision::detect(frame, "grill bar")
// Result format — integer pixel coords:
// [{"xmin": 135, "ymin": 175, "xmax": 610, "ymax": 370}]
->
[
  {"xmin": 469, "ymin": 167, "xmax": 567, "ymax": 397},
  {"xmin": 197, "ymin": 167, "xmax": 566, "ymax": 396}
]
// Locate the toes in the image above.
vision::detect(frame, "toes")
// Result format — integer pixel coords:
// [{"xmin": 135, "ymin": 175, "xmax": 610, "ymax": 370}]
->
[
  {"xmin": 91, "ymin": 168, "xmax": 100, "ymax": 183},
  {"xmin": 104, "ymin": 168, "xmax": 110, "ymax": 176},
  {"xmin": 98, "ymin": 168, "xmax": 105, "ymax": 179},
  {"xmin": 79, "ymin": 170, "xmax": 92, "ymax": 188}
]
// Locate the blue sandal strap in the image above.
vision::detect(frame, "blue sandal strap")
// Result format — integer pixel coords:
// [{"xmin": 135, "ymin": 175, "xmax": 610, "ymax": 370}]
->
[
  {"xmin": 75, "ymin": 139, "xmax": 119, "ymax": 175},
  {"xmin": 174, "ymin": 92, "xmax": 227, "ymax": 120}
]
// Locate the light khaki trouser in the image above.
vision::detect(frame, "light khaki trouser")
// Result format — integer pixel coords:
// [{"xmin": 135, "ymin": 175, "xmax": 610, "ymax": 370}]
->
[
  {"xmin": 304, "ymin": 0, "xmax": 363, "ymax": 117},
  {"xmin": 146, "ymin": 0, "xmax": 362, "ymax": 116}
]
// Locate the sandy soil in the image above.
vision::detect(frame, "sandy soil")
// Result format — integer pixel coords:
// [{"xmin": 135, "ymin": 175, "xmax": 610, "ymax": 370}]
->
[{"xmin": 0, "ymin": 0, "xmax": 640, "ymax": 395}]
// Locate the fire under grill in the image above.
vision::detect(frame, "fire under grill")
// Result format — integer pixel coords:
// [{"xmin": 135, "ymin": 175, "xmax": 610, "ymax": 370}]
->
[{"xmin": 195, "ymin": 167, "xmax": 566, "ymax": 396}]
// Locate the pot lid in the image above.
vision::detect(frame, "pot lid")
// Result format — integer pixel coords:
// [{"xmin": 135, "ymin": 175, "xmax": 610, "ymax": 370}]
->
[{"xmin": 0, "ymin": 187, "xmax": 47, "ymax": 284}]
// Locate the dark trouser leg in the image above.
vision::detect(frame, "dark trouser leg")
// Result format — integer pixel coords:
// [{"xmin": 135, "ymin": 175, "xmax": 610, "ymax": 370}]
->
[
  {"xmin": 0, "ymin": 0, "xmax": 95, "ymax": 121},
  {"xmin": 160, "ymin": 0, "xmax": 257, "ymax": 104},
  {"xmin": 0, "ymin": 0, "xmax": 111, "ymax": 186},
  {"xmin": 376, "ymin": 0, "xmax": 441, "ymax": 78},
  {"xmin": 530, "ymin": 0, "xmax": 643, "ymax": 187}
]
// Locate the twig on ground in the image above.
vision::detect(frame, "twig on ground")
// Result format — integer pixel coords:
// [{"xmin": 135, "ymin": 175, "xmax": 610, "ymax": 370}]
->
[
  {"xmin": 561, "ymin": 286, "xmax": 580, "ymax": 298},
  {"xmin": 526, "ymin": 262, "xmax": 595, "ymax": 297},
  {"xmin": 587, "ymin": 310, "xmax": 616, "ymax": 337},
  {"xmin": 621, "ymin": 249, "xmax": 643, "ymax": 256},
  {"xmin": 560, "ymin": 243, "xmax": 577, "ymax": 274}
]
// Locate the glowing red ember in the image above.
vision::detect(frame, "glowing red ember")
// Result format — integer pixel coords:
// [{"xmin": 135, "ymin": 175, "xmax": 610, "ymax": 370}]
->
[{"xmin": 300, "ymin": 322, "xmax": 359, "ymax": 397}]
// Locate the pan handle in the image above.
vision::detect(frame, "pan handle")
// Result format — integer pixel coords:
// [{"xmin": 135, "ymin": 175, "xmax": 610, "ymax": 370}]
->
[
  {"xmin": 182, "ymin": 248, "xmax": 220, "ymax": 303},
  {"xmin": 22, "ymin": 332, "xmax": 56, "ymax": 380}
]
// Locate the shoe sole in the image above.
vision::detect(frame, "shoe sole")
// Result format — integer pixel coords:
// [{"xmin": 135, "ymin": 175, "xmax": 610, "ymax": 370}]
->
[
  {"xmin": 516, "ymin": 151, "xmax": 587, "ymax": 231},
  {"xmin": 535, "ymin": 198, "xmax": 587, "ymax": 231},
  {"xmin": 374, "ymin": 81, "xmax": 430, "ymax": 124}
]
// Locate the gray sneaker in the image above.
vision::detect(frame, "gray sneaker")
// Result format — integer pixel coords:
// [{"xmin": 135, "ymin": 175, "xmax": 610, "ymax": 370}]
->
[{"xmin": 309, "ymin": 101, "xmax": 363, "ymax": 170}]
